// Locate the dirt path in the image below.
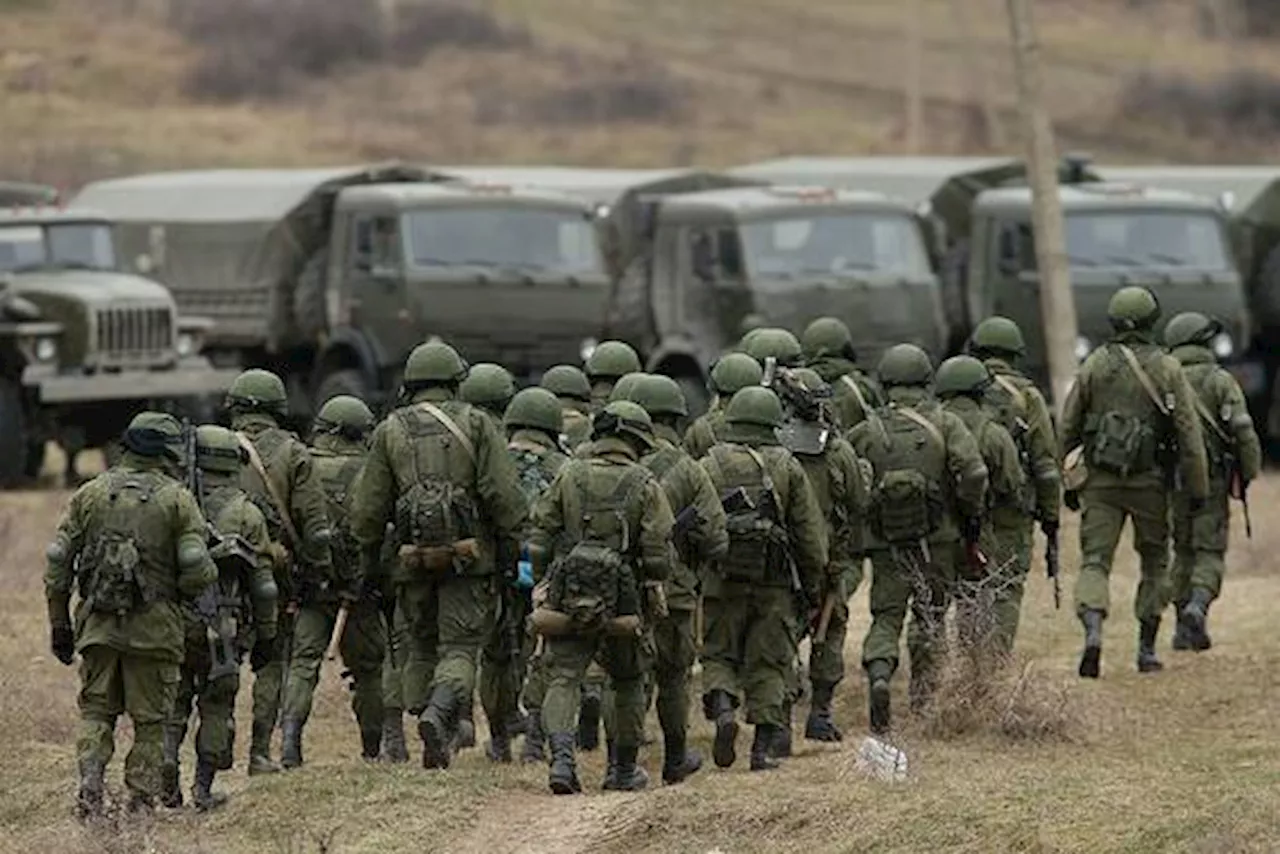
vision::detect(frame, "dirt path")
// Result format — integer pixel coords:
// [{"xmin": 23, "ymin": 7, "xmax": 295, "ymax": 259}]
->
[{"xmin": 451, "ymin": 788, "xmax": 656, "ymax": 854}]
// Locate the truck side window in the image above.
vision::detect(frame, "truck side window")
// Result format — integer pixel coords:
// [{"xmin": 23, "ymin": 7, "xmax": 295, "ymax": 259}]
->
[
  {"xmin": 689, "ymin": 228, "xmax": 744, "ymax": 281},
  {"xmin": 351, "ymin": 215, "xmax": 399, "ymax": 272},
  {"xmin": 996, "ymin": 221, "xmax": 1037, "ymax": 274}
]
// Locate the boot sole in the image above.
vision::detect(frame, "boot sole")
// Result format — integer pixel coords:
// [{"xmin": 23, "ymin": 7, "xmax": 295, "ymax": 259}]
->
[
  {"xmin": 549, "ymin": 778, "xmax": 581, "ymax": 796},
  {"xmin": 712, "ymin": 716, "xmax": 738, "ymax": 769},
  {"xmin": 1079, "ymin": 646, "xmax": 1101, "ymax": 679},
  {"xmin": 419, "ymin": 717, "xmax": 452, "ymax": 769},
  {"xmin": 804, "ymin": 717, "xmax": 843, "ymax": 743},
  {"xmin": 1137, "ymin": 659, "xmax": 1164, "ymax": 674},
  {"xmin": 663, "ymin": 754, "xmax": 702, "ymax": 785}
]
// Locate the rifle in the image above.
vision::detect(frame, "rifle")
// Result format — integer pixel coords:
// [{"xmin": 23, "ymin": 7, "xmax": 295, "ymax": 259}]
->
[
  {"xmin": 1045, "ymin": 528, "xmax": 1061, "ymax": 610},
  {"xmin": 1229, "ymin": 462, "xmax": 1252, "ymax": 539}
]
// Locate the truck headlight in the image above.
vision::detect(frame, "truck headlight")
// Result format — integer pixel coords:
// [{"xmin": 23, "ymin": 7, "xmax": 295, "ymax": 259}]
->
[
  {"xmin": 1211, "ymin": 332, "xmax": 1234, "ymax": 360},
  {"xmin": 580, "ymin": 337, "xmax": 598, "ymax": 363},
  {"xmin": 34, "ymin": 336, "xmax": 58, "ymax": 363},
  {"xmin": 1074, "ymin": 336, "xmax": 1092, "ymax": 362},
  {"xmin": 176, "ymin": 331, "xmax": 196, "ymax": 357}
]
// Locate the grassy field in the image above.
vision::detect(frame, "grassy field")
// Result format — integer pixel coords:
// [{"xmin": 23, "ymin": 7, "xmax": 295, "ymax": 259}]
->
[{"xmin": 2, "ymin": 470, "xmax": 1277, "ymax": 853}]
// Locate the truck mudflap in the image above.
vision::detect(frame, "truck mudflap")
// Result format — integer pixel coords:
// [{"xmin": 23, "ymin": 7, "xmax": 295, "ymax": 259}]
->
[{"xmin": 23, "ymin": 360, "xmax": 241, "ymax": 404}]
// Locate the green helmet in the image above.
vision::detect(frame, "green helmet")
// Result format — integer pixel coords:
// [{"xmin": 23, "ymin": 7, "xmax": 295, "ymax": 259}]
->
[
  {"xmin": 593, "ymin": 400, "xmax": 655, "ymax": 448},
  {"xmin": 196, "ymin": 425, "xmax": 244, "ymax": 473},
  {"xmin": 877, "ymin": 344, "xmax": 934, "ymax": 388},
  {"xmin": 725, "ymin": 386, "xmax": 784, "ymax": 428},
  {"xmin": 540, "ymin": 364, "xmax": 591, "ymax": 402},
  {"xmin": 226, "ymin": 368, "xmax": 287, "ymax": 414},
  {"xmin": 404, "ymin": 341, "xmax": 468, "ymax": 386},
  {"xmin": 790, "ymin": 367, "xmax": 826, "ymax": 392},
  {"xmin": 314, "ymin": 394, "xmax": 375, "ymax": 439},
  {"xmin": 608, "ymin": 372, "xmax": 648, "ymax": 403},
  {"xmin": 460, "ymin": 363, "xmax": 516, "ymax": 409},
  {"xmin": 710, "ymin": 353, "xmax": 765, "ymax": 395},
  {"xmin": 504, "ymin": 387, "xmax": 564, "ymax": 435},
  {"xmin": 122, "ymin": 411, "xmax": 183, "ymax": 458},
  {"xmin": 934, "ymin": 355, "xmax": 993, "ymax": 398},
  {"xmin": 585, "ymin": 340, "xmax": 641, "ymax": 380},
  {"xmin": 632, "ymin": 374, "xmax": 688, "ymax": 418},
  {"xmin": 970, "ymin": 316, "xmax": 1027, "ymax": 357},
  {"xmin": 1163, "ymin": 311, "xmax": 1220, "ymax": 349},
  {"xmin": 742, "ymin": 328, "xmax": 803, "ymax": 367},
  {"xmin": 1108, "ymin": 286, "xmax": 1161, "ymax": 332},
  {"xmin": 801, "ymin": 317, "xmax": 856, "ymax": 362}
]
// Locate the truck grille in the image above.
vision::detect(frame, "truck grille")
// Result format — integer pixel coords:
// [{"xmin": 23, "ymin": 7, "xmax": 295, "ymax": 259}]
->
[{"xmin": 96, "ymin": 307, "xmax": 174, "ymax": 367}]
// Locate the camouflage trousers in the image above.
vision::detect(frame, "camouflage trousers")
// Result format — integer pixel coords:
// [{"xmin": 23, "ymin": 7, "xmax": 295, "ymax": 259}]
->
[
  {"xmin": 701, "ymin": 581, "xmax": 798, "ymax": 728},
  {"xmin": 602, "ymin": 609, "xmax": 694, "ymax": 742},
  {"xmin": 808, "ymin": 563, "xmax": 864, "ymax": 689},
  {"xmin": 399, "ymin": 574, "xmax": 496, "ymax": 715},
  {"xmin": 479, "ymin": 587, "xmax": 530, "ymax": 734},
  {"xmin": 1170, "ymin": 482, "xmax": 1231, "ymax": 605},
  {"xmin": 168, "ymin": 634, "xmax": 240, "ymax": 770},
  {"xmin": 77, "ymin": 644, "xmax": 181, "ymax": 802},
  {"xmin": 284, "ymin": 598, "xmax": 386, "ymax": 742},
  {"xmin": 542, "ymin": 632, "xmax": 647, "ymax": 747},
  {"xmin": 1075, "ymin": 485, "xmax": 1169, "ymax": 621},
  {"xmin": 382, "ymin": 595, "xmax": 409, "ymax": 713},
  {"xmin": 251, "ymin": 609, "xmax": 296, "ymax": 751},
  {"xmin": 953, "ymin": 515, "xmax": 1032, "ymax": 656}
]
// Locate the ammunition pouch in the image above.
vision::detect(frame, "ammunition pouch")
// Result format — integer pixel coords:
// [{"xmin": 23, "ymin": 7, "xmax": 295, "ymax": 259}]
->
[{"xmin": 397, "ymin": 537, "xmax": 479, "ymax": 576}]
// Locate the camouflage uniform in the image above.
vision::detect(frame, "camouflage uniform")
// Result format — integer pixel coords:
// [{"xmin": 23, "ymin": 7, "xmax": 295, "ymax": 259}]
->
[
  {"xmin": 350, "ymin": 342, "xmax": 527, "ymax": 769},
  {"xmin": 846, "ymin": 346, "xmax": 988, "ymax": 732},
  {"xmin": 541, "ymin": 364, "xmax": 594, "ymax": 452},
  {"xmin": 226, "ymin": 369, "xmax": 334, "ymax": 775},
  {"xmin": 45, "ymin": 413, "xmax": 217, "ymax": 816},
  {"xmin": 380, "ymin": 593, "xmax": 410, "ymax": 762},
  {"xmin": 1163, "ymin": 313, "xmax": 1262, "ymax": 651},
  {"xmin": 699, "ymin": 387, "xmax": 828, "ymax": 772},
  {"xmin": 1061, "ymin": 288, "xmax": 1209, "ymax": 678},
  {"xmin": 801, "ymin": 316, "xmax": 884, "ymax": 431},
  {"xmin": 684, "ymin": 354, "xmax": 764, "ymax": 460}
]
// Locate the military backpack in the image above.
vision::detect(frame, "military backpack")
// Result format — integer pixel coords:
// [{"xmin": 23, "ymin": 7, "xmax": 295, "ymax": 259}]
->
[
  {"xmin": 82, "ymin": 470, "xmax": 174, "ymax": 615},
  {"xmin": 706, "ymin": 445, "xmax": 789, "ymax": 585},
  {"xmin": 866, "ymin": 405, "xmax": 946, "ymax": 545}
]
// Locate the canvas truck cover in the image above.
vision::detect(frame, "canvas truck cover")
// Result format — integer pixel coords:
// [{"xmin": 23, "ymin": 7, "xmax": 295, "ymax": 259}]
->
[
  {"xmin": 72, "ymin": 163, "xmax": 434, "ymax": 351},
  {"xmin": 0, "ymin": 182, "xmax": 60, "ymax": 207}
]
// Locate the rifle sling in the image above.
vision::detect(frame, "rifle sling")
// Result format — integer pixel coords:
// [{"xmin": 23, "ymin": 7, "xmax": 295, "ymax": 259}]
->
[
  {"xmin": 417, "ymin": 402, "xmax": 477, "ymax": 464},
  {"xmin": 1191, "ymin": 395, "xmax": 1232, "ymax": 446},
  {"xmin": 237, "ymin": 432, "xmax": 302, "ymax": 550},
  {"xmin": 1116, "ymin": 344, "xmax": 1170, "ymax": 417}
]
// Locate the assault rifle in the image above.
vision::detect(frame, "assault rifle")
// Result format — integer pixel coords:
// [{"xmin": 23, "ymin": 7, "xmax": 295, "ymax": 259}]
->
[{"xmin": 1045, "ymin": 527, "xmax": 1061, "ymax": 610}]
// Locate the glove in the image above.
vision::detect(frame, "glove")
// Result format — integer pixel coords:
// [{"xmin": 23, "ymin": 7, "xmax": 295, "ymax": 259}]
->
[
  {"xmin": 50, "ymin": 625, "xmax": 75, "ymax": 666},
  {"xmin": 1064, "ymin": 490, "xmax": 1081, "ymax": 512},
  {"xmin": 250, "ymin": 635, "xmax": 276, "ymax": 672},
  {"xmin": 516, "ymin": 557, "xmax": 534, "ymax": 590},
  {"xmin": 1041, "ymin": 520, "xmax": 1059, "ymax": 540}
]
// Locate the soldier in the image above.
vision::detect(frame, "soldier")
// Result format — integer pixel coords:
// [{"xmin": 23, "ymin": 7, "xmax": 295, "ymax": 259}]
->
[
  {"xmin": 281, "ymin": 396, "xmax": 386, "ymax": 765},
  {"xmin": 699, "ymin": 387, "xmax": 828, "ymax": 771},
  {"xmin": 163, "ymin": 425, "xmax": 278, "ymax": 811},
  {"xmin": 629, "ymin": 374, "xmax": 729, "ymax": 783},
  {"xmin": 540, "ymin": 365, "xmax": 594, "ymax": 451},
  {"xmin": 461, "ymin": 363, "xmax": 517, "ymax": 427},
  {"xmin": 225, "ymin": 368, "xmax": 334, "ymax": 775},
  {"xmin": 684, "ymin": 354, "xmax": 765, "ymax": 460},
  {"xmin": 846, "ymin": 345, "xmax": 987, "ymax": 732},
  {"xmin": 801, "ymin": 317, "xmax": 884, "ymax": 430},
  {"xmin": 934, "ymin": 356, "xmax": 1026, "ymax": 653},
  {"xmin": 1163, "ymin": 312, "xmax": 1261, "ymax": 651},
  {"xmin": 350, "ymin": 341, "xmax": 527, "ymax": 769},
  {"xmin": 741, "ymin": 327, "xmax": 804, "ymax": 368},
  {"xmin": 584, "ymin": 341, "xmax": 643, "ymax": 413},
  {"xmin": 1061, "ymin": 287, "xmax": 1208, "ymax": 678},
  {"xmin": 783, "ymin": 368, "xmax": 870, "ymax": 745},
  {"xmin": 968, "ymin": 317, "xmax": 1062, "ymax": 652},
  {"xmin": 45, "ymin": 412, "xmax": 217, "ymax": 817},
  {"xmin": 530, "ymin": 401, "xmax": 675, "ymax": 794},
  {"xmin": 485, "ymin": 387, "xmax": 569, "ymax": 764}
]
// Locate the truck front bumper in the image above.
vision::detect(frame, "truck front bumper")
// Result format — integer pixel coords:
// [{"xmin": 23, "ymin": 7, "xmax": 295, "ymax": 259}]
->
[{"xmin": 24, "ymin": 359, "xmax": 241, "ymax": 405}]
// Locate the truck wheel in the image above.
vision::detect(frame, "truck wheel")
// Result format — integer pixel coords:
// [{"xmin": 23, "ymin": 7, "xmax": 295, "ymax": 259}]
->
[
  {"xmin": 314, "ymin": 369, "xmax": 371, "ymax": 411},
  {"xmin": 0, "ymin": 377, "xmax": 30, "ymax": 488},
  {"xmin": 293, "ymin": 248, "xmax": 330, "ymax": 342}
]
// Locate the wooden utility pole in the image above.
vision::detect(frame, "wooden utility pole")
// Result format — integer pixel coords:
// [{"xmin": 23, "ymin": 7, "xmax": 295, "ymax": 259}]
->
[
  {"xmin": 1006, "ymin": 0, "xmax": 1077, "ymax": 413},
  {"xmin": 905, "ymin": 0, "xmax": 924, "ymax": 152}
]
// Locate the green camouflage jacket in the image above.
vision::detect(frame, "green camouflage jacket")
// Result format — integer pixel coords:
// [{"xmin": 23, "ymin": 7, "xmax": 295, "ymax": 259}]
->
[
  {"xmin": 1171, "ymin": 344, "xmax": 1262, "ymax": 486},
  {"xmin": 309, "ymin": 434, "xmax": 371, "ymax": 601},
  {"xmin": 507, "ymin": 428, "xmax": 570, "ymax": 549},
  {"xmin": 808, "ymin": 356, "xmax": 884, "ymax": 430},
  {"xmin": 791, "ymin": 430, "xmax": 870, "ymax": 581},
  {"xmin": 982, "ymin": 357, "xmax": 1062, "ymax": 526},
  {"xmin": 195, "ymin": 474, "xmax": 278, "ymax": 646},
  {"xmin": 943, "ymin": 397, "xmax": 1026, "ymax": 529},
  {"xmin": 683, "ymin": 400, "xmax": 727, "ymax": 461}
]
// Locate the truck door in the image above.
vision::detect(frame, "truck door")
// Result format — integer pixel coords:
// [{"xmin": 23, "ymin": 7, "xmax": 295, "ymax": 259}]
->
[
  {"xmin": 676, "ymin": 224, "xmax": 750, "ymax": 353},
  {"xmin": 344, "ymin": 213, "xmax": 418, "ymax": 365},
  {"xmin": 988, "ymin": 216, "xmax": 1049, "ymax": 374}
]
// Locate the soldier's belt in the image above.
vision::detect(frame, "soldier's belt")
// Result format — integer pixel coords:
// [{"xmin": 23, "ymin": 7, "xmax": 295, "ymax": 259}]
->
[{"xmin": 398, "ymin": 538, "xmax": 479, "ymax": 574}]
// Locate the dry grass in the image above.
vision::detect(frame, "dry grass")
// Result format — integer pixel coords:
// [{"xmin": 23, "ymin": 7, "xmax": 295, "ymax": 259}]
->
[{"xmin": 2, "ymin": 468, "xmax": 1279, "ymax": 852}]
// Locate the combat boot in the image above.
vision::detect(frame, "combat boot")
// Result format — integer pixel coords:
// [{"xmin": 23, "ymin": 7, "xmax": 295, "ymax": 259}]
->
[
  {"xmin": 191, "ymin": 758, "xmax": 228, "ymax": 812},
  {"xmin": 520, "ymin": 709, "xmax": 546, "ymax": 764},
  {"xmin": 160, "ymin": 726, "xmax": 183, "ymax": 809},
  {"xmin": 704, "ymin": 689, "xmax": 738, "ymax": 769},
  {"xmin": 360, "ymin": 723, "xmax": 383, "ymax": 762},
  {"xmin": 601, "ymin": 740, "xmax": 619, "ymax": 789},
  {"xmin": 661, "ymin": 729, "xmax": 702, "ymax": 785},
  {"xmin": 280, "ymin": 718, "xmax": 304, "ymax": 769},
  {"xmin": 1182, "ymin": 588, "xmax": 1213, "ymax": 652},
  {"xmin": 771, "ymin": 701, "xmax": 793, "ymax": 758},
  {"xmin": 867, "ymin": 660, "xmax": 893, "ymax": 736},
  {"xmin": 547, "ymin": 732, "xmax": 581, "ymax": 796},
  {"xmin": 454, "ymin": 715, "xmax": 476, "ymax": 751},
  {"xmin": 577, "ymin": 693, "xmax": 601, "ymax": 752},
  {"xmin": 248, "ymin": 721, "xmax": 280, "ymax": 776},
  {"xmin": 418, "ymin": 685, "xmax": 460, "ymax": 770},
  {"xmin": 1171, "ymin": 606, "xmax": 1194, "ymax": 651},
  {"xmin": 75, "ymin": 758, "xmax": 105, "ymax": 821},
  {"xmin": 1195, "ymin": 601, "xmax": 1214, "ymax": 651},
  {"xmin": 1078, "ymin": 609, "xmax": 1104, "ymax": 679},
  {"xmin": 606, "ymin": 744, "xmax": 649, "ymax": 791},
  {"xmin": 1137, "ymin": 618, "xmax": 1164, "ymax": 673},
  {"xmin": 804, "ymin": 682, "xmax": 843, "ymax": 743},
  {"xmin": 486, "ymin": 720, "xmax": 513, "ymax": 764},
  {"xmin": 749, "ymin": 725, "xmax": 780, "ymax": 771},
  {"xmin": 381, "ymin": 709, "xmax": 409, "ymax": 763}
]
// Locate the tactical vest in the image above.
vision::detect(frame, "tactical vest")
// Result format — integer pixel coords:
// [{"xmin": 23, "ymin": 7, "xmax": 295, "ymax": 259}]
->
[
  {"xmin": 81, "ymin": 470, "xmax": 177, "ymax": 615},
  {"xmin": 1182, "ymin": 362, "xmax": 1232, "ymax": 471},
  {"xmin": 238, "ymin": 428, "xmax": 294, "ymax": 546},
  {"xmin": 1084, "ymin": 344, "xmax": 1173, "ymax": 478},
  {"xmin": 313, "ymin": 450, "xmax": 365, "ymax": 579},
  {"xmin": 643, "ymin": 443, "xmax": 692, "ymax": 560},
  {"xmin": 982, "ymin": 374, "xmax": 1036, "ymax": 514},
  {"xmin": 391, "ymin": 403, "xmax": 480, "ymax": 554},
  {"xmin": 865, "ymin": 405, "xmax": 947, "ymax": 545},
  {"xmin": 706, "ymin": 444, "xmax": 790, "ymax": 585},
  {"xmin": 197, "ymin": 483, "xmax": 254, "ymax": 645}
]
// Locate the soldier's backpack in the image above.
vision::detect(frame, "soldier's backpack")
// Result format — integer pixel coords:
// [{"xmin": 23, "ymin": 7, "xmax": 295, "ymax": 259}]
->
[
  {"xmin": 706, "ymin": 445, "xmax": 787, "ymax": 584},
  {"xmin": 392, "ymin": 403, "xmax": 480, "ymax": 568},
  {"xmin": 548, "ymin": 461, "xmax": 647, "ymax": 629},
  {"xmin": 83, "ymin": 471, "xmax": 167, "ymax": 615},
  {"xmin": 314, "ymin": 451, "xmax": 366, "ymax": 582},
  {"xmin": 867, "ymin": 405, "xmax": 946, "ymax": 545},
  {"xmin": 1088, "ymin": 344, "xmax": 1172, "ymax": 478}
]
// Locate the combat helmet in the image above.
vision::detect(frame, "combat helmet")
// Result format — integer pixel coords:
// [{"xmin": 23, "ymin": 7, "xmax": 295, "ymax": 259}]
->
[
  {"xmin": 934, "ymin": 356, "xmax": 993, "ymax": 399},
  {"xmin": 460, "ymin": 363, "xmax": 516, "ymax": 411},
  {"xmin": 196, "ymin": 425, "xmax": 245, "ymax": 474},
  {"xmin": 969, "ymin": 316, "xmax": 1027, "ymax": 358},
  {"xmin": 710, "ymin": 353, "xmax": 765, "ymax": 396},
  {"xmin": 404, "ymin": 341, "xmax": 468, "ymax": 387},
  {"xmin": 592, "ymin": 400, "xmax": 655, "ymax": 449},
  {"xmin": 313, "ymin": 395, "xmax": 375, "ymax": 441},
  {"xmin": 877, "ymin": 344, "xmax": 934, "ymax": 388},
  {"xmin": 801, "ymin": 317, "xmax": 856, "ymax": 363},
  {"xmin": 540, "ymin": 365, "xmax": 591, "ymax": 402},
  {"xmin": 122, "ymin": 411, "xmax": 183, "ymax": 458},
  {"xmin": 1108, "ymin": 286, "xmax": 1161, "ymax": 332},
  {"xmin": 226, "ymin": 368, "xmax": 288, "ymax": 415},
  {"xmin": 631, "ymin": 374, "xmax": 688, "ymax": 419},
  {"xmin": 608, "ymin": 372, "xmax": 649, "ymax": 403},
  {"xmin": 725, "ymin": 386, "xmax": 785, "ymax": 429},
  {"xmin": 1163, "ymin": 311, "xmax": 1221, "ymax": 349},
  {"xmin": 742, "ymin": 327, "xmax": 803, "ymax": 367},
  {"xmin": 504, "ymin": 387, "xmax": 564, "ymax": 436},
  {"xmin": 585, "ymin": 341, "xmax": 641, "ymax": 381}
]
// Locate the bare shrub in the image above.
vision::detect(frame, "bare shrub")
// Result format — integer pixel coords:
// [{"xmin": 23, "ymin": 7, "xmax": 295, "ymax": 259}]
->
[
  {"xmin": 522, "ymin": 58, "xmax": 688, "ymax": 125},
  {"xmin": 1119, "ymin": 69, "xmax": 1280, "ymax": 138},
  {"xmin": 390, "ymin": 1, "xmax": 530, "ymax": 63}
]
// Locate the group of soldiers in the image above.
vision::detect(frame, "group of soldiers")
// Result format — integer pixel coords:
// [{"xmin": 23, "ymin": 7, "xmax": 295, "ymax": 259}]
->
[{"xmin": 43, "ymin": 283, "xmax": 1260, "ymax": 812}]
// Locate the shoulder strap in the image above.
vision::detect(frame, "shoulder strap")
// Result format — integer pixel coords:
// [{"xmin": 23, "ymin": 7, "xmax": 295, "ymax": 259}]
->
[
  {"xmin": 839, "ymin": 375, "xmax": 871, "ymax": 417},
  {"xmin": 899, "ymin": 406, "xmax": 945, "ymax": 449},
  {"xmin": 1117, "ymin": 344, "xmax": 1170, "ymax": 417},
  {"xmin": 417, "ymin": 402, "xmax": 477, "ymax": 464},
  {"xmin": 991, "ymin": 374, "xmax": 1027, "ymax": 413},
  {"xmin": 1191, "ymin": 391, "xmax": 1231, "ymax": 445},
  {"xmin": 237, "ymin": 432, "xmax": 301, "ymax": 549}
]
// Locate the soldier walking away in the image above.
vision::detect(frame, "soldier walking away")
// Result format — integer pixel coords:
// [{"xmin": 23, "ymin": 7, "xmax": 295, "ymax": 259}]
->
[
  {"xmin": 540, "ymin": 365, "xmax": 594, "ymax": 451},
  {"xmin": 1061, "ymin": 287, "xmax": 1208, "ymax": 678},
  {"xmin": 1163, "ymin": 312, "xmax": 1261, "ymax": 652},
  {"xmin": 584, "ymin": 341, "xmax": 643, "ymax": 414},
  {"xmin": 282, "ymin": 397, "xmax": 387, "ymax": 766},
  {"xmin": 225, "ymin": 369, "xmax": 334, "ymax": 775},
  {"xmin": 698, "ymin": 387, "xmax": 828, "ymax": 771},
  {"xmin": 461, "ymin": 363, "xmax": 517, "ymax": 429},
  {"xmin": 350, "ymin": 342, "xmax": 527, "ymax": 770},
  {"xmin": 846, "ymin": 345, "xmax": 987, "ymax": 734},
  {"xmin": 529, "ymin": 401, "xmax": 675, "ymax": 794},
  {"xmin": 968, "ymin": 317, "xmax": 1062, "ymax": 652},
  {"xmin": 801, "ymin": 317, "xmax": 884, "ymax": 431},
  {"xmin": 45, "ymin": 412, "xmax": 217, "ymax": 818},
  {"xmin": 163, "ymin": 426, "xmax": 278, "ymax": 811},
  {"xmin": 741, "ymin": 327, "xmax": 805, "ymax": 369},
  {"xmin": 684, "ymin": 354, "xmax": 765, "ymax": 461}
]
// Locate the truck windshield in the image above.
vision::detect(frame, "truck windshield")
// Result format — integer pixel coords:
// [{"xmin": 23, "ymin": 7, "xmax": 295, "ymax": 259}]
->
[
  {"xmin": 0, "ymin": 222, "xmax": 116, "ymax": 272},
  {"xmin": 1065, "ymin": 211, "xmax": 1231, "ymax": 270},
  {"xmin": 403, "ymin": 207, "xmax": 603, "ymax": 275},
  {"xmin": 739, "ymin": 212, "xmax": 931, "ymax": 279}
]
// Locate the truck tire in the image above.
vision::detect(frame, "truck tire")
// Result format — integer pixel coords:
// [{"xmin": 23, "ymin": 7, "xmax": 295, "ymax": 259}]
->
[
  {"xmin": 314, "ymin": 368, "xmax": 371, "ymax": 411},
  {"xmin": 293, "ymin": 249, "xmax": 330, "ymax": 342},
  {"xmin": 0, "ymin": 377, "xmax": 30, "ymax": 488}
]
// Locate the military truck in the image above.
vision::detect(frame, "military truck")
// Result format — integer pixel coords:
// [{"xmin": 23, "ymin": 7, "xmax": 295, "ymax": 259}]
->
[
  {"xmin": 0, "ymin": 202, "xmax": 236, "ymax": 486},
  {"xmin": 74, "ymin": 164, "xmax": 612, "ymax": 414}
]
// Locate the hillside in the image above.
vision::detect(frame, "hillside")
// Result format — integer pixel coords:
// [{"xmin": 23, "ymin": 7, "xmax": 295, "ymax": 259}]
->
[{"xmin": 5, "ymin": 0, "xmax": 1280, "ymax": 190}]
